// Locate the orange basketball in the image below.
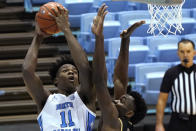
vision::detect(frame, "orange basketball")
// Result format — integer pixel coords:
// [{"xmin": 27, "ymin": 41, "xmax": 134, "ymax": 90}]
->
[{"xmin": 35, "ymin": 2, "xmax": 65, "ymax": 35}]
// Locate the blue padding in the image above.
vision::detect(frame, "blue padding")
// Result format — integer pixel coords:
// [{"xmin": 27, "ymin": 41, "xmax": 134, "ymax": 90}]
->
[
  {"xmin": 135, "ymin": 2, "xmax": 148, "ymax": 10},
  {"xmin": 24, "ymin": 0, "xmax": 54, "ymax": 12},
  {"xmin": 179, "ymin": 18, "xmax": 196, "ymax": 35},
  {"xmin": 55, "ymin": 0, "xmax": 94, "ymax": 28},
  {"xmin": 106, "ymin": 36, "xmax": 146, "ymax": 84},
  {"xmin": 85, "ymin": 39, "xmax": 110, "ymax": 53},
  {"xmin": 182, "ymin": 8, "xmax": 192, "ymax": 17},
  {"xmin": 145, "ymin": 71, "xmax": 165, "ymax": 91},
  {"xmin": 32, "ymin": 0, "xmax": 54, "ymax": 4},
  {"xmin": 78, "ymin": 12, "xmax": 116, "ymax": 52},
  {"xmin": 80, "ymin": 12, "xmax": 116, "ymax": 32},
  {"xmin": 98, "ymin": 1, "xmax": 136, "ymax": 12},
  {"xmin": 133, "ymin": 62, "xmax": 171, "ymax": 102},
  {"xmin": 69, "ymin": 15, "xmax": 81, "ymax": 28},
  {"xmin": 90, "ymin": 21, "xmax": 120, "ymax": 39},
  {"xmin": 146, "ymin": 35, "xmax": 181, "ymax": 60},
  {"xmin": 134, "ymin": 62, "xmax": 171, "ymax": 84},
  {"xmin": 182, "ymin": 33, "xmax": 196, "ymax": 45},
  {"xmin": 24, "ymin": 0, "xmax": 33, "ymax": 12},
  {"xmin": 117, "ymin": 9, "xmax": 195, "ymax": 36},
  {"xmin": 144, "ymin": 90, "xmax": 160, "ymax": 105},
  {"xmin": 64, "ymin": 2, "xmax": 93, "ymax": 15},
  {"xmin": 108, "ymin": 37, "xmax": 121, "ymax": 58},
  {"xmin": 128, "ymin": 64, "xmax": 135, "ymax": 78},
  {"xmin": 116, "ymin": 10, "xmax": 150, "ymax": 30},
  {"xmin": 129, "ymin": 45, "xmax": 149, "ymax": 64},
  {"xmin": 183, "ymin": 0, "xmax": 196, "ymax": 8},
  {"xmin": 144, "ymin": 88, "xmax": 172, "ymax": 105},
  {"xmin": 156, "ymin": 44, "xmax": 178, "ymax": 62},
  {"xmin": 108, "ymin": 37, "xmax": 145, "ymax": 58}
]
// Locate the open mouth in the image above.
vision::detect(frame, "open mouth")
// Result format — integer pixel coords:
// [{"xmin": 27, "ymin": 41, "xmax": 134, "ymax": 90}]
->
[
  {"xmin": 183, "ymin": 58, "xmax": 189, "ymax": 63},
  {"xmin": 68, "ymin": 76, "xmax": 74, "ymax": 82}
]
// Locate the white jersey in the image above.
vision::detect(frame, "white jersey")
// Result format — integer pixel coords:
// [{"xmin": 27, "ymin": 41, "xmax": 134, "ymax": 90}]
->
[{"xmin": 37, "ymin": 92, "xmax": 96, "ymax": 131}]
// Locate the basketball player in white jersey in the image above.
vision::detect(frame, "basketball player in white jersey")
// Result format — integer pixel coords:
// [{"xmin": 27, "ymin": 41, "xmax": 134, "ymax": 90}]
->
[
  {"xmin": 92, "ymin": 4, "xmax": 147, "ymax": 131},
  {"xmin": 22, "ymin": 5, "xmax": 96, "ymax": 131}
]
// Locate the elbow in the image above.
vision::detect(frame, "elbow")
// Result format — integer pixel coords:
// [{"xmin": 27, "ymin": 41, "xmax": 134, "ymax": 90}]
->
[
  {"xmin": 22, "ymin": 68, "xmax": 30, "ymax": 78},
  {"xmin": 94, "ymin": 79, "xmax": 106, "ymax": 89},
  {"xmin": 22, "ymin": 62, "xmax": 29, "ymax": 73},
  {"xmin": 22, "ymin": 68, "xmax": 35, "ymax": 82},
  {"xmin": 93, "ymin": 72, "xmax": 106, "ymax": 86},
  {"xmin": 93, "ymin": 70, "xmax": 107, "ymax": 85},
  {"xmin": 22, "ymin": 63, "xmax": 34, "ymax": 78}
]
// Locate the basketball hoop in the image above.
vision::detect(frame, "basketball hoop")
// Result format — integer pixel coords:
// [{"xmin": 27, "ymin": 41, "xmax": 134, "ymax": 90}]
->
[
  {"xmin": 147, "ymin": 0, "xmax": 185, "ymax": 36},
  {"xmin": 112, "ymin": 0, "xmax": 185, "ymax": 36}
]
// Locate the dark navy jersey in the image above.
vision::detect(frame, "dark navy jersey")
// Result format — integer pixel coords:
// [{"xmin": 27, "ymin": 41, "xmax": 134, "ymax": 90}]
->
[{"xmin": 119, "ymin": 117, "xmax": 133, "ymax": 131}]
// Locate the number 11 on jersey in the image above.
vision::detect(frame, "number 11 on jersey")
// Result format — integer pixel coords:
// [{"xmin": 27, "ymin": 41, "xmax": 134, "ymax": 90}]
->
[{"xmin": 60, "ymin": 110, "xmax": 75, "ymax": 128}]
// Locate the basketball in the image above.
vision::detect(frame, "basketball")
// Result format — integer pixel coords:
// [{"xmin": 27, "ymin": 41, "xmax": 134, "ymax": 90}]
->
[{"xmin": 35, "ymin": 2, "xmax": 65, "ymax": 35}]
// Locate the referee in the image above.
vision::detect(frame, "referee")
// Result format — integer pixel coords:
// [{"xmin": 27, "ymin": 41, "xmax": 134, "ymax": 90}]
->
[{"xmin": 155, "ymin": 39, "xmax": 196, "ymax": 131}]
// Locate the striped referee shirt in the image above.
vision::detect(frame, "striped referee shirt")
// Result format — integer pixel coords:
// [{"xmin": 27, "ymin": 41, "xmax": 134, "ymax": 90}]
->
[{"xmin": 160, "ymin": 64, "xmax": 196, "ymax": 115}]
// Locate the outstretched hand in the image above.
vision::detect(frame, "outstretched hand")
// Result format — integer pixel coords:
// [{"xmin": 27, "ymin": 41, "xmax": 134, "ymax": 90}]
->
[
  {"xmin": 91, "ymin": 4, "xmax": 108, "ymax": 36},
  {"xmin": 120, "ymin": 20, "xmax": 145, "ymax": 38},
  {"xmin": 49, "ymin": 6, "xmax": 70, "ymax": 33}
]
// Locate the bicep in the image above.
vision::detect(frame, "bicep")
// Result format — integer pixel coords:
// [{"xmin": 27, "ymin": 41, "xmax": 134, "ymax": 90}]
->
[
  {"xmin": 78, "ymin": 66, "xmax": 95, "ymax": 99},
  {"xmin": 157, "ymin": 92, "xmax": 169, "ymax": 114},
  {"xmin": 158, "ymin": 92, "xmax": 169, "ymax": 102},
  {"xmin": 23, "ymin": 71, "xmax": 50, "ymax": 110},
  {"xmin": 96, "ymin": 82, "xmax": 119, "ymax": 121},
  {"xmin": 157, "ymin": 92, "xmax": 169, "ymax": 109},
  {"xmin": 114, "ymin": 79, "xmax": 126, "ymax": 99}
]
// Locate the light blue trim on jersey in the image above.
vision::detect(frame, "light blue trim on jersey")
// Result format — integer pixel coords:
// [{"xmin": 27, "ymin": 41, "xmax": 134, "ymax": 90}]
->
[
  {"xmin": 38, "ymin": 115, "xmax": 43, "ymax": 131},
  {"xmin": 86, "ymin": 111, "xmax": 96, "ymax": 131}
]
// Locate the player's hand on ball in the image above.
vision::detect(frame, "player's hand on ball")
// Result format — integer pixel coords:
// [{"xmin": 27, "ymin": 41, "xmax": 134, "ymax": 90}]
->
[
  {"xmin": 50, "ymin": 6, "xmax": 70, "ymax": 33},
  {"xmin": 35, "ymin": 22, "xmax": 51, "ymax": 38}
]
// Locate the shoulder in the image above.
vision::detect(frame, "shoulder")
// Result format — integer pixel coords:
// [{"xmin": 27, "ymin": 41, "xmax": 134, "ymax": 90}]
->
[
  {"xmin": 193, "ymin": 64, "xmax": 196, "ymax": 70},
  {"xmin": 48, "ymin": 93, "xmax": 76, "ymax": 102},
  {"xmin": 164, "ymin": 64, "xmax": 181, "ymax": 77},
  {"xmin": 167, "ymin": 64, "xmax": 180, "ymax": 73}
]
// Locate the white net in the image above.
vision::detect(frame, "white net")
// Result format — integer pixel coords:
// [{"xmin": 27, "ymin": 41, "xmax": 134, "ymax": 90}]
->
[{"xmin": 147, "ymin": 0, "xmax": 185, "ymax": 36}]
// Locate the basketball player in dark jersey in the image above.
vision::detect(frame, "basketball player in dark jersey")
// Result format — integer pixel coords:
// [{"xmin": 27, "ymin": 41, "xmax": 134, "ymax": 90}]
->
[{"xmin": 92, "ymin": 4, "xmax": 147, "ymax": 131}]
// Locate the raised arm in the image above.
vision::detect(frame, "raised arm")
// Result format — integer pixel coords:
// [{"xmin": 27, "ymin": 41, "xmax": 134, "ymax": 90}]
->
[
  {"xmin": 92, "ymin": 4, "xmax": 120, "ymax": 128},
  {"xmin": 51, "ymin": 7, "xmax": 95, "ymax": 105},
  {"xmin": 22, "ymin": 24, "xmax": 50, "ymax": 112},
  {"xmin": 113, "ymin": 21, "xmax": 145, "ymax": 99}
]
